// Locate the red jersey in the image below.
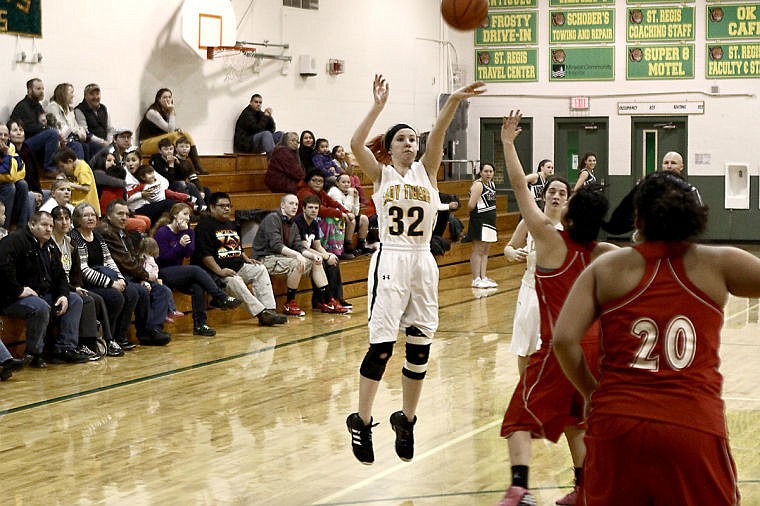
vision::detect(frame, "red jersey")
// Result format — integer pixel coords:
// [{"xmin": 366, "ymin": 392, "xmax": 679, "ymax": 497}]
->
[
  {"xmin": 535, "ymin": 230, "xmax": 599, "ymax": 345},
  {"xmin": 592, "ymin": 241, "xmax": 727, "ymax": 438}
]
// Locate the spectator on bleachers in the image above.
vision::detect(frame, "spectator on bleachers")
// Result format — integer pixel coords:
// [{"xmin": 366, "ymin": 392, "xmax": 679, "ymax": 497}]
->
[
  {"xmin": 50, "ymin": 205, "xmax": 123, "ymax": 358},
  {"xmin": 344, "ymin": 152, "xmax": 368, "ymax": 207},
  {"xmin": 39, "ymin": 178, "xmax": 74, "ymax": 215},
  {"xmin": 152, "ymin": 203, "xmax": 242, "ymax": 336},
  {"xmin": 311, "ymin": 138, "xmax": 343, "ymax": 189},
  {"xmin": 89, "ymin": 150, "xmax": 127, "ymax": 216},
  {"xmin": 120, "ymin": 147, "xmax": 154, "ymax": 233},
  {"xmin": 298, "ymin": 130, "xmax": 317, "ymax": 171},
  {"xmin": 233, "ymin": 93, "xmax": 282, "ymax": 156},
  {"xmin": 137, "ymin": 88, "xmax": 207, "ymax": 174},
  {"xmin": 328, "ymin": 173, "xmax": 371, "ymax": 255},
  {"xmin": 0, "ymin": 123, "xmax": 34, "ymax": 228},
  {"xmin": 252, "ymin": 193, "xmax": 349, "ymax": 316},
  {"xmin": 149, "ymin": 137, "xmax": 207, "ymax": 209},
  {"xmin": 70, "ymin": 202, "xmax": 138, "ymax": 351},
  {"xmin": 192, "ymin": 192, "xmax": 286, "ymax": 327},
  {"xmin": 332, "ymin": 145, "xmax": 349, "ymax": 173},
  {"xmin": 97, "ymin": 127, "xmax": 133, "ymax": 167},
  {"xmin": 45, "ymin": 83, "xmax": 88, "ymax": 162},
  {"xmin": 74, "ymin": 83, "xmax": 114, "ymax": 159},
  {"xmin": 7, "ymin": 119, "xmax": 44, "ymax": 210},
  {"xmin": 0, "ymin": 210, "xmax": 88, "ymax": 367},
  {"xmin": 52, "ymin": 147, "xmax": 100, "ymax": 216},
  {"xmin": 97, "ymin": 200, "xmax": 172, "ymax": 346},
  {"xmin": 296, "ymin": 194, "xmax": 351, "ymax": 311},
  {"xmin": 297, "ymin": 170, "xmax": 353, "ymax": 259},
  {"xmin": 10, "ymin": 78, "xmax": 61, "ymax": 173},
  {"xmin": 132, "ymin": 165, "xmax": 200, "ymax": 213},
  {"xmin": 265, "ymin": 132, "xmax": 304, "ymax": 194},
  {"xmin": 136, "ymin": 237, "xmax": 184, "ymax": 324}
]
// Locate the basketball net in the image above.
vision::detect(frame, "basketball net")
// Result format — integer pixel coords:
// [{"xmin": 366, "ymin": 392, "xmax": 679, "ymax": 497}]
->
[{"xmin": 207, "ymin": 46, "xmax": 256, "ymax": 81}]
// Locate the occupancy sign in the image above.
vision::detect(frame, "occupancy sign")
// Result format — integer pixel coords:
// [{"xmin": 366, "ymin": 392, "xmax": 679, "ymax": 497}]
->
[
  {"xmin": 627, "ymin": 44, "xmax": 695, "ymax": 79},
  {"xmin": 475, "ymin": 49, "xmax": 538, "ymax": 82},
  {"xmin": 476, "ymin": 11, "xmax": 537, "ymax": 45},
  {"xmin": 550, "ymin": 9, "xmax": 614, "ymax": 43},
  {"xmin": 705, "ymin": 43, "xmax": 760, "ymax": 78},
  {"xmin": 627, "ymin": 7, "xmax": 694, "ymax": 41}
]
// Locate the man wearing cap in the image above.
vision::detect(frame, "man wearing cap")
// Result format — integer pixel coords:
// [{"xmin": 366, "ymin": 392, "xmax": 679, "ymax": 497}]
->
[
  {"xmin": 10, "ymin": 78, "xmax": 62, "ymax": 172},
  {"xmin": 75, "ymin": 83, "xmax": 115, "ymax": 161}
]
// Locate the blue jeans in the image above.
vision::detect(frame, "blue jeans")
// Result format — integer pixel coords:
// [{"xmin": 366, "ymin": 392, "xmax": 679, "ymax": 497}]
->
[
  {"xmin": 133, "ymin": 281, "xmax": 172, "ymax": 334},
  {"xmin": 2, "ymin": 292, "xmax": 83, "ymax": 354},
  {"xmin": 0, "ymin": 341, "xmax": 12, "ymax": 363},
  {"xmin": 0, "ymin": 179, "xmax": 32, "ymax": 228},
  {"xmin": 159, "ymin": 265, "xmax": 226, "ymax": 326},
  {"xmin": 251, "ymin": 131, "xmax": 283, "ymax": 155},
  {"xmin": 23, "ymin": 129, "xmax": 60, "ymax": 172}
]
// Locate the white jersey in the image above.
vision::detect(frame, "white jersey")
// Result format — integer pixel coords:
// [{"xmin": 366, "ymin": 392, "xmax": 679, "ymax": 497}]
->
[{"xmin": 372, "ymin": 162, "xmax": 440, "ymax": 248}]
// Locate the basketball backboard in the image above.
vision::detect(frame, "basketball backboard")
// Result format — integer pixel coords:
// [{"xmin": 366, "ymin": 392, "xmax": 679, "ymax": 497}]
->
[{"xmin": 181, "ymin": 0, "xmax": 237, "ymax": 59}]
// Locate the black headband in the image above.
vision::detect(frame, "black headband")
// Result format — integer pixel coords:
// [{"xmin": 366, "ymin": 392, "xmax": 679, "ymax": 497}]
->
[{"xmin": 384, "ymin": 123, "xmax": 416, "ymax": 151}]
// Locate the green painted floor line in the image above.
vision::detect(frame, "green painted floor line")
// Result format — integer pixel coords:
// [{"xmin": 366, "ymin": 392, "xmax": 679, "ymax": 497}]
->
[{"xmin": 1, "ymin": 287, "xmax": 517, "ymax": 416}]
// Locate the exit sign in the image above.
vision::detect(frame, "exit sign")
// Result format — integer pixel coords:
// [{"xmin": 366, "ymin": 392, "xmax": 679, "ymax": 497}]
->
[{"xmin": 571, "ymin": 96, "xmax": 590, "ymax": 110}]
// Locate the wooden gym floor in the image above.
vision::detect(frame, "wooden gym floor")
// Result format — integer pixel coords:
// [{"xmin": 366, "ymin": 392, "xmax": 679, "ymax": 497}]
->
[{"xmin": 1, "ymin": 257, "xmax": 760, "ymax": 505}]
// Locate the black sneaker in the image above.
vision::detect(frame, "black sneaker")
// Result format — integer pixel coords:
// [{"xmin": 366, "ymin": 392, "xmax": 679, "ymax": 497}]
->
[
  {"xmin": 193, "ymin": 324, "xmax": 217, "ymax": 336},
  {"xmin": 26, "ymin": 354, "xmax": 47, "ymax": 368},
  {"xmin": 389, "ymin": 410, "xmax": 417, "ymax": 461},
  {"xmin": 106, "ymin": 341, "xmax": 125, "ymax": 357},
  {"xmin": 116, "ymin": 339, "xmax": 137, "ymax": 351},
  {"xmin": 138, "ymin": 329, "xmax": 171, "ymax": 346},
  {"xmin": 264, "ymin": 310, "xmax": 287, "ymax": 324},
  {"xmin": 339, "ymin": 299, "xmax": 353, "ymax": 309},
  {"xmin": 211, "ymin": 295, "xmax": 242, "ymax": 310},
  {"xmin": 346, "ymin": 413, "xmax": 377, "ymax": 465},
  {"xmin": 50, "ymin": 348, "xmax": 91, "ymax": 364},
  {"xmin": 1, "ymin": 357, "xmax": 27, "ymax": 381},
  {"xmin": 75, "ymin": 345, "xmax": 102, "ymax": 362}
]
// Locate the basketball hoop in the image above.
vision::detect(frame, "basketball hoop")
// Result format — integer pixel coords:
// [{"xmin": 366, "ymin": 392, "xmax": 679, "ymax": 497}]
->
[{"xmin": 206, "ymin": 45, "xmax": 256, "ymax": 81}]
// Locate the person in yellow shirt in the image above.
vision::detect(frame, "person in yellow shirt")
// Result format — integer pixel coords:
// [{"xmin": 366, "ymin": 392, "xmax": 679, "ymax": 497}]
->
[{"xmin": 52, "ymin": 147, "xmax": 100, "ymax": 216}]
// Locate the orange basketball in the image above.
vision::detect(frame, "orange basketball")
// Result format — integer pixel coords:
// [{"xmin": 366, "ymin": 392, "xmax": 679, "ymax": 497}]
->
[{"xmin": 441, "ymin": 0, "xmax": 489, "ymax": 31}]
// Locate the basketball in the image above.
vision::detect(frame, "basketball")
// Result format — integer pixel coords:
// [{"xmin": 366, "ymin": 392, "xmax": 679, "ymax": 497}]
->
[{"xmin": 441, "ymin": 0, "xmax": 489, "ymax": 31}]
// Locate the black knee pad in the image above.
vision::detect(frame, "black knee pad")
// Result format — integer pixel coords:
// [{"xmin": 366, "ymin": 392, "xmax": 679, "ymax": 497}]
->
[
  {"xmin": 403, "ymin": 342, "xmax": 431, "ymax": 380},
  {"xmin": 406, "ymin": 326, "xmax": 426, "ymax": 337},
  {"xmin": 359, "ymin": 341, "xmax": 394, "ymax": 381}
]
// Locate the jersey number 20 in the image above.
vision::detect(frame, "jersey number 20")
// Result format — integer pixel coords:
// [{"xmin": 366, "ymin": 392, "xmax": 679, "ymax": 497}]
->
[
  {"xmin": 630, "ymin": 316, "xmax": 696, "ymax": 372},
  {"xmin": 388, "ymin": 206, "xmax": 424, "ymax": 236}
]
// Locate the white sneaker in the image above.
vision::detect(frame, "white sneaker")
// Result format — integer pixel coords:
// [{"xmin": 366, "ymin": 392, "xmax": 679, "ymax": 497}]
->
[
  {"xmin": 482, "ymin": 278, "xmax": 498, "ymax": 288},
  {"xmin": 471, "ymin": 277, "xmax": 484, "ymax": 288}
]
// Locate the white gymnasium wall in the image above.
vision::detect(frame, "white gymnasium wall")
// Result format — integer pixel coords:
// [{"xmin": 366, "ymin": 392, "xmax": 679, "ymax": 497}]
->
[
  {"xmin": 0, "ymin": 0, "xmax": 757, "ymax": 178},
  {"xmin": 0, "ymin": 0, "xmax": 471, "ymax": 155}
]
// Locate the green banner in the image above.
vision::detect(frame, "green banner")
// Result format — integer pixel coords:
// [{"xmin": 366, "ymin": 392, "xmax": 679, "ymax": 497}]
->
[
  {"xmin": 706, "ymin": 4, "xmax": 760, "ymax": 40},
  {"xmin": 475, "ymin": 49, "xmax": 538, "ymax": 82},
  {"xmin": 627, "ymin": 45, "xmax": 694, "ymax": 80},
  {"xmin": 550, "ymin": 0, "xmax": 614, "ymax": 5},
  {"xmin": 627, "ymin": 7, "xmax": 694, "ymax": 42},
  {"xmin": 706, "ymin": 43, "xmax": 760, "ymax": 78},
  {"xmin": 549, "ymin": 46, "xmax": 614, "ymax": 81},
  {"xmin": 0, "ymin": 0, "xmax": 41, "ymax": 37},
  {"xmin": 488, "ymin": 0, "xmax": 537, "ymax": 8},
  {"xmin": 550, "ymin": 9, "xmax": 614, "ymax": 43},
  {"xmin": 476, "ymin": 11, "xmax": 537, "ymax": 45}
]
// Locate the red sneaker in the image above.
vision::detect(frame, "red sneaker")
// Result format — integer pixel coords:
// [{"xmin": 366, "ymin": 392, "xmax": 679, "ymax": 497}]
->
[
  {"xmin": 283, "ymin": 300, "xmax": 305, "ymax": 316},
  {"xmin": 327, "ymin": 298, "xmax": 350, "ymax": 314}
]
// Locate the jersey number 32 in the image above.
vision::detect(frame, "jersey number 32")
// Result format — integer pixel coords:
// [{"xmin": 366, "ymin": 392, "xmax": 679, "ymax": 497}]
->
[{"xmin": 388, "ymin": 206, "xmax": 424, "ymax": 236}]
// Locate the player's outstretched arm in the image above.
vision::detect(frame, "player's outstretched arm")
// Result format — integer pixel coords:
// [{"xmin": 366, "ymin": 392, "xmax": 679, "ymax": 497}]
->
[
  {"xmin": 501, "ymin": 111, "xmax": 553, "ymax": 239},
  {"xmin": 421, "ymin": 82, "xmax": 486, "ymax": 183},
  {"xmin": 553, "ymin": 266, "xmax": 600, "ymax": 400},
  {"xmin": 351, "ymin": 74, "xmax": 389, "ymax": 184}
]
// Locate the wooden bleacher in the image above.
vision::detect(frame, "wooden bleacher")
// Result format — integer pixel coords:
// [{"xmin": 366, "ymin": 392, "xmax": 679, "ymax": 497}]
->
[{"xmin": 1, "ymin": 154, "xmax": 519, "ymax": 353}]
